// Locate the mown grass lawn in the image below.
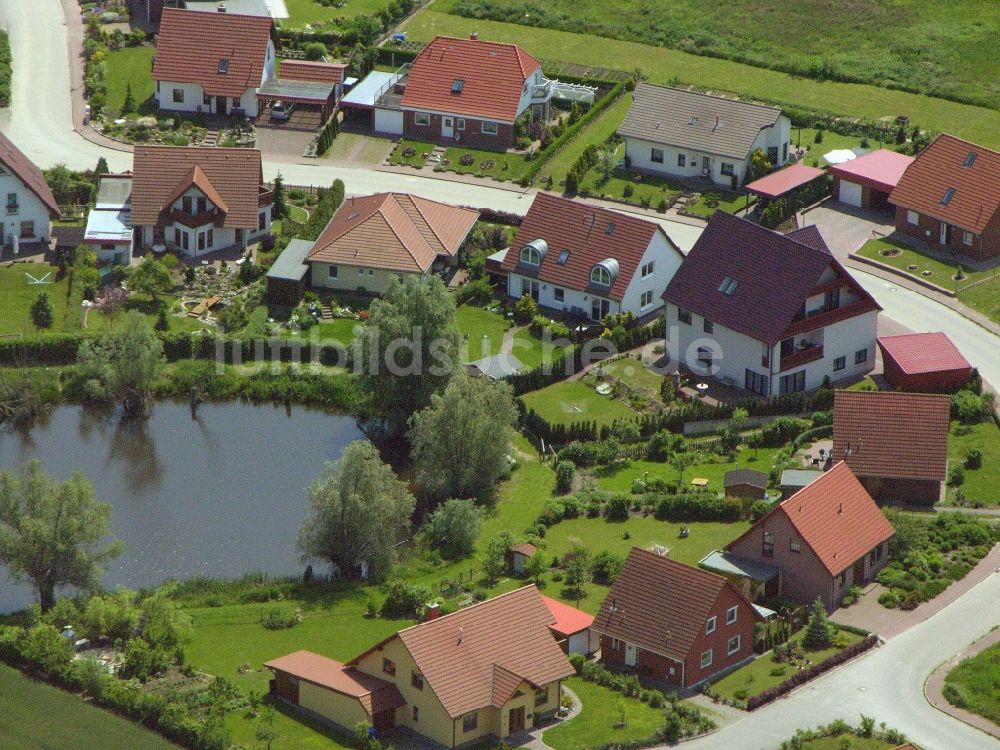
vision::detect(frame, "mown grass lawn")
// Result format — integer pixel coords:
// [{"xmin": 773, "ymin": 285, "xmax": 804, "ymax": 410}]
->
[
  {"xmin": 595, "ymin": 447, "xmax": 780, "ymax": 494},
  {"xmin": 943, "ymin": 640, "xmax": 1000, "ymax": 725},
  {"xmin": 388, "ymin": 139, "xmax": 436, "ymax": 168},
  {"xmin": 520, "ymin": 378, "xmax": 637, "ymax": 428},
  {"xmin": 684, "ymin": 189, "xmax": 753, "ymax": 218},
  {"xmin": 323, "ymin": 132, "xmax": 394, "ymax": 163},
  {"xmin": 543, "ymin": 677, "xmax": 664, "ymax": 750},
  {"xmin": 439, "ymin": 146, "xmax": 532, "ymax": 183},
  {"xmin": 577, "ymin": 143, "xmax": 682, "ymax": 208},
  {"xmin": 225, "ymin": 700, "xmax": 355, "ymax": 750},
  {"xmin": 398, "ymin": 11, "xmax": 1000, "ymax": 151},
  {"xmin": 542, "ymin": 95, "xmax": 632, "ymax": 186},
  {"xmin": 511, "ymin": 327, "xmax": 572, "ymax": 370},
  {"xmin": 104, "ymin": 45, "xmax": 156, "ymax": 117},
  {"xmin": 793, "ymin": 127, "xmax": 873, "ymax": 167},
  {"xmin": 455, "ymin": 303, "xmax": 509, "ymax": 361},
  {"xmin": 0, "ymin": 663, "xmax": 178, "ymax": 750},
  {"xmin": 282, "ymin": 0, "xmax": 390, "ymax": 26},
  {"xmin": 947, "ymin": 420, "xmax": 1000, "ymax": 507},
  {"xmin": 600, "ymin": 355, "xmax": 665, "ymax": 395},
  {"xmin": 801, "ymin": 737, "xmax": 898, "ymax": 750}
]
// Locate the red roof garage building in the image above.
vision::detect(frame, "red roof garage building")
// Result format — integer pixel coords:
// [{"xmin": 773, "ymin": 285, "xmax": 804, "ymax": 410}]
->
[
  {"xmin": 830, "ymin": 149, "xmax": 913, "ymax": 209},
  {"xmin": 877, "ymin": 332, "xmax": 972, "ymax": 393}
]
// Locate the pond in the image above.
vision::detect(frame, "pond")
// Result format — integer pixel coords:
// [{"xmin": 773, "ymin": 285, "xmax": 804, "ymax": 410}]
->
[{"xmin": 0, "ymin": 401, "xmax": 364, "ymax": 613}]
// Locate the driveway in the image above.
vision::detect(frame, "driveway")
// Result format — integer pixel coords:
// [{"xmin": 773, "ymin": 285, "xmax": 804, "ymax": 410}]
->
[{"xmin": 800, "ymin": 200, "xmax": 895, "ymax": 257}]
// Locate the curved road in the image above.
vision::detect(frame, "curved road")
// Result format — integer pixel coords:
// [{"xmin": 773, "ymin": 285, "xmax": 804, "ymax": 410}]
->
[{"xmin": 3, "ymin": 3, "xmax": 999, "ymax": 748}]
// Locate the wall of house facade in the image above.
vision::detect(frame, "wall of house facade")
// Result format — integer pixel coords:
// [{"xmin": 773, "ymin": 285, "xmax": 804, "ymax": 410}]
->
[
  {"xmin": 309, "ymin": 261, "xmax": 425, "ymax": 294},
  {"xmin": 374, "ymin": 107, "xmax": 405, "ymax": 135},
  {"xmin": 297, "ymin": 681, "xmax": 370, "ymax": 734},
  {"xmin": 402, "ymin": 109, "xmax": 515, "ymax": 150},
  {"xmin": 858, "ymin": 474, "xmax": 942, "ymax": 505},
  {"xmin": 0, "ymin": 173, "xmax": 53, "ymax": 244},
  {"xmin": 600, "ymin": 633, "xmax": 684, "ymax": 686},
  {"xmin": 155, "ymin": 81, "xmax": 266, "ymax": 117},
  {"xmin": 665, "ymin": 303, "xmax": 768, "ymax": 385},
  {"xmin": 893, "ymin": 205, "xmax": 1000, "ymax": 261},
  {"xmin": 506, "ymin": 270, "xmax": 622, "ymax": 321}
]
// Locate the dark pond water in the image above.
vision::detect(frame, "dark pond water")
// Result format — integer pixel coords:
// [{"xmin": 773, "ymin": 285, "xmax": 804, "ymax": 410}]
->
[{"xmin": 0, "ymin": 401, "xmax": 363, "ymax": 613}]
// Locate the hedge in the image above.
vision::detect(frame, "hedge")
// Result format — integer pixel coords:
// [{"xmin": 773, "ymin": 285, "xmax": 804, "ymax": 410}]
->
[{"xmin": 791, "ymin": 424, "xmax": 834, "ymax": 450}]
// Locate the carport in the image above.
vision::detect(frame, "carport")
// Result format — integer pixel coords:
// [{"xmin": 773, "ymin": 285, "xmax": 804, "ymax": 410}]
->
[
  {"xmin": 339, "ymin": 71, "xmax": 402, "ymax": 133},
  {"xmin": 745, "ymin": 162, "xmax": 826, "ymax": 208},
  {"xmin": 257, "ymin": 78, "xmax": 336, "ymax": 130},
  {"xmin": 829, "ymin": 149, "xmax": 914, "ymax": 209}
]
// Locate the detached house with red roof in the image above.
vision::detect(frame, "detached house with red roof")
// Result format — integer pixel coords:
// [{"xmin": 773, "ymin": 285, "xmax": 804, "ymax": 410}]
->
[
  {"xmin": 153, "ymin": 8, "xmax": 275, "ymax": 118},
  {"xmin": 0, "ymin": 129, "xmax": 59, "ymax": 250},
  {"xmin": 723, "ymin": 462, "xmax": 895, "ymax": 610},
  {"xmin": 662, "ymin": 212, "xmax": 880, "ymax": 395},
  {"xmin": 373, "ymin": 35, "xmax": 553, "ymax": 149},
  {"xmin": 889, "ymin": 134, "xmax": 1000, "ymax": 260},
  {"xmin": 265, "ymin": 586, "xmax": 574, "ymax": 747},
  {"xmin": 502, "ymin": 193, "xmax": 684, "ymax": 322},
  {"xmin": 592, "ymin": 548, "xmax": 762, "ymax": 689}
]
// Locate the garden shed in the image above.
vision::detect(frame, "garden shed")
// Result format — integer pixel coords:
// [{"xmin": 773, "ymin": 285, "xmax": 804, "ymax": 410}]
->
[
  {"xmin": 266, "ymin": 238, "xmax": 313, "ymax": 306},
  {"xmin": 877, "ymin": 332, "xmax": 971, "ymax": 393},
  {"xmin": 723, "ymin": 469, "xmax": 768, "ymax": 500}
]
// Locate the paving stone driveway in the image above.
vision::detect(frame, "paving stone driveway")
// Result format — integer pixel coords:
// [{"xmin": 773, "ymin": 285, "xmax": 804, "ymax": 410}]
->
[{"xmin": 799, "ymin": 200, "xmax": 895, "ymax": 257}]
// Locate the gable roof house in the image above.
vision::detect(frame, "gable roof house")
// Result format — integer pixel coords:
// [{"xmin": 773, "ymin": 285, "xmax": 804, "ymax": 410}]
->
[
  {"xmin": 304, "ymin": 193, "xmax": 479, "ymax": 297},
  {"xmin": 619, "ymin": 84, "xmax": 791, "ymax": 188},
  {"xmin": 153, "ymin": 8, "xmax": 276, "ymax": 118},
  {"xmin": 373, "ymin": 36, "xmax": 552, "ymax": 149},
  {"xmin": 0, "ymin": 129, "xmax": 60, "ymax": 251},
  {"xmin": 592, "ymin": 548, "xmax": 762, "ymax": 688},
  {"xmin": 131, "ymin": 145, "xmax": 272, "ymax": 256},
  {"xmin": 832, "ymin": 390, "xmax": 951, "ymax": 505},
  {"xmin": 889, "ymin": 134, "xmax": 1000, "ymax": 260},
  {"xmin": 725, "ymin": 462, "xmax": 895, "ymax": 609},
  {"xmin": 266, "ymin": 586, "xmax": 575, "ymax": 747},
  {"xmin": 662, "ymin": 212, "xmax": 881, "ymax": 396},
  {"xmin": 502, "ymin": 192, "xmax": 684, "ymax": 322}
]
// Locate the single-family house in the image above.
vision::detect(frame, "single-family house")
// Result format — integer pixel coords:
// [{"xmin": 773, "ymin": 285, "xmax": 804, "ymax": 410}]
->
[
  {"xmin": 877, "ymin": 332, "xmax": 972, "ymax": 393},
  {"xmin": 373, "ymin": 35, "xmax": 552, "ymax": 150},
  {"xmin": 723, "ymin": 469, "xmax": 768, "ymax": 501},
  {"xmin": 131, "ymin": 145, "xmax": 272, "ymax": 256},
  {"xmin": 0, "ymin": 128, "xmax": 60, "ymax": 251},
  {"xmin": 662, "ymin": 212, "xmax": 881, "ymax": 395},
  {"xmin": 153, "ymin": 7, "xmax": 275, "ymax": 118},
  {"xmin": 832, "ymin": 390, "xmax": 951, "ymax": 504},
  {"xmin": 889, "ymin": 134, "xmax": 1000, "ymax": 260},
  {"xmin": 502, "ymin": 192, "xmax": 684, "ymax": 322},
  {"xmin": 829, "ymin": 149, "xmax": 913, "ymax": 209},
  {"xmin": 305, "ymin": 193, "xmax": 479, "ymax": 295},
  {"xmin": 724, "ymin": 462, "xmax": 895, "ymax": 609},
  {"xmin": 540, "ymin": 595, "xmax": 597, "ymax": 656},
  {"xmin": 84, "ymin": 174, "xmax": 134, "ymax": 264},
  {"xmin": 508, "ymin": 543, "xmax": 537, "ymax": 575},
  {"xmin": 265, "ymin": 586, "xmax": 574, "ymax": 747},
  {"xmin": 618, "ymin": 84, "xmax": 791, "ymax": 188},
  {"xmin": 592, "ymin": 548, "xmax": 762, "ymax": 689}
]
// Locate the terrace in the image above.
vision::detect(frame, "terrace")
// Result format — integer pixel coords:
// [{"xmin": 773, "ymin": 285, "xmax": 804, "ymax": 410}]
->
[{"xmin": 373, "ymin": 64, "xmax": 411, "ymax": 110}]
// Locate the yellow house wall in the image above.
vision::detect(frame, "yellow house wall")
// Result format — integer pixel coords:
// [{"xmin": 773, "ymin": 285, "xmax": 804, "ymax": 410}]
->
[
  {"xmin": 310, "ymin": 262, "xmax": 426, "ymax": 294},
  {"xmin": 298, "ymin": 680, "xmax": 369, "ymax": 732}
]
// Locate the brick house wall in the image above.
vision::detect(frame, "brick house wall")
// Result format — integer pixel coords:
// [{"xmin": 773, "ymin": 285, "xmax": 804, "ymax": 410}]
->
[
  {"xmin": 857, "ymin": 474, "xmax": 942, "ymax": 505},
  {"xmin": 402, "ymin": 110, "xmax": 514, "ymax": 150},
  {"xmin": 599, "ymin": 634, "xmax": 684, "ymax": 686},
  {"xmin": 270, "ymin": 670, "xmax": 300, "ymax": 704},
  {"xmin": 892, "ymin": 205, "xmax": 1000, "ymax": 261}
]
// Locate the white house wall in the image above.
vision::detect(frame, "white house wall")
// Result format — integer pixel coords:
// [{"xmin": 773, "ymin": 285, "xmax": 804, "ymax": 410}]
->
[
  {"xmin": 0, "ymin": 173, "xmax": 52, "ymax": 244},
  {"xmin": 310, "ymin": 261, "xmax": 426, "ymax": 294},
  {"xmin": 619, "ymin": 229, "xmax": 683, "ymax": 316}
]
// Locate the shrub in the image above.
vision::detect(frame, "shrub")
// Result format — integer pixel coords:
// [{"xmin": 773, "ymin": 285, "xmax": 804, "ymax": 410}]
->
[
  {"xmin": 454, "ymin": 278, "xmax": 493, "ymax": 306},
  {"xmin": 304, "ymin": 42, "xmax": 327, "ymax": 61},
  {"xmin": 260, "ymin": 606, "xmax": 299, "ymax": 630},
  {"xmin": 964, "ymin": 449, "xmax": 983, "ymax": 470},
  {"xmin": 948, "ymin": 464, "xmax": 965, "ymax": 487},
  {"xmin": 555, "ymin": 460, "xmax": 575, "ymax": 494},
  {"xmin": 604, "ymin": 494, "xmax": 631, "ymax": 521},
  {"xmin": 513, "ymin": 295, "xmax": 538, "ymax": 323},
  {"xmin": 590, "ymin": 551, "xmax": 624, "ymax": 584},
  {"xmin": 380, "ymin": 579, "xmax": 431, "ymax": 618}
]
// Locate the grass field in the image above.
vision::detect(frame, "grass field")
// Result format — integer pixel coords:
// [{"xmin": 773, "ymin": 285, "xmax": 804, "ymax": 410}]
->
[
  {"xmin": 595, "ymin": 447, "xmax": 780, "ymax": 494},
  {"xmin": 0, "ymin": 663, "xmax": 179, "ymax": 750},
  {"xmin": 104, "ymin": 45, "xmax": 156, "ymax": 117},
  {"xmin": 943, "ymin": 640, "xmax": 1000, "ymax": 725},
  {"xmin": 511, "ymin": 327, "xmax": 571, "ymax": 370},
  {"xmin": 282, "ymin": 0, "xmax": 390, "ymax": 26},
  {"xmin": 435, "ymin": 0, "xmax": 1000, "ymax": 111},
  {"xmin": 399, "ymin": 11, "xmax": 1000, "ymax": 151},
  {"xmin": 542, "ymin": 95, "xmax": 632, "ymax": 186},
  {"xmin": 323, "ymin": 132, "xmax": 394, "ymax": 163},
  {"xmin": 799, "ymin": 737, "xmax": 898, "ymax": 750},
  {"xmin": 947, "ymin": 421, "xmax": 1000, "ymax": 507},
  {"xmin": 600, "ymin": 355, "xmax": 664, "ymax": 395},
  {"xmin": 456, "ymin": 303, "xmax": 509, "ymax": 361},
  {"xmin": 520, "ymin": 378, "xmax": 637, "ymax": 428},
  {"xmin": 543, "ymin": 677, "xmax": 664, "ymax": 750}
]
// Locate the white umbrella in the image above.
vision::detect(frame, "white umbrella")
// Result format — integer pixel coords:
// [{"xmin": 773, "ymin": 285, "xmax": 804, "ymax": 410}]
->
[{"xmin": 824, "ymin": 149, "xmax": 857, "ymax": 164}]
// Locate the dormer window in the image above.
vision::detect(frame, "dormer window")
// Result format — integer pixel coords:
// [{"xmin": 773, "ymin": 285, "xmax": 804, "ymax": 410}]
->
[
  {"xmin": 519, "ymin": 238, "xmax": 547, "ymax": 265},
  {"xmin": 590, "ymin": 258, "xmax": 618, "ymax": 286}
]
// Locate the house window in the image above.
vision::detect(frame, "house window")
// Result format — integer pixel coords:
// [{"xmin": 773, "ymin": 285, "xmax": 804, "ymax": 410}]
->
[
  {"xmin": 697, "ymin": 347, "xmax": 713, "ymax": 368},
  {"xmin": 790, "ymin": 538, "xmax": 801, "ymax": 553},
  {"xmin": 172, "ymin": 88, "xmax": 184, "ymax": 104},
  {"xmin": 368, "ymin": 269, "xmax": 375, "ymax": 276},
  {"xmin": 703, "ymin": 319, "xmax": 713, "ymax": 334},
  {"xmin": 838, "ymin": 572, "xmax": 846, "ymax": 587},
  {"xmin": 700, "ymin": 649, "xmax": 713, "ymax": 669},
  {"xmin": 457, "ymin": 118, "xmax": 465, "ymax": 131},
  {"xmin": 5, "ymin": 192, "xmax": 17, "ymax": 213},
  {"xmin": 554, "ymin": 287, "xmax": 564, "ymax": 302},
  {"xmin": 963, "ymin": 231, "xmax": 973, "ymax": 246},
  {"xmin": 463, "ymin": 712, "xmax": 478, "ymax": 732},
  {"xmin": 203, "ymin": 92, "xmax": 211, "ymax": 106},
  {"xmin": 726, "ymin": 606, "xmax": 738, "ymax": 625},
  {"xmin": 650, "ymin": 148, "xmax": 664, "ymax": 164},
  {"xmin": 534, "ymin": 687, "xmax": 549, "ymax": 707},
  {"xmin": 705, "ymin": 616, "xmax": 716, "ymax": 635},
  {"xmin": 855, "ymin": 348, "xmax": 868, "ymax": 365},
  {"xmin": 876, "ymin": 544, "xmax": 884, "ymax": 561},
  {"xmin": 779, "ymin": 370, "xmax": 805, "ymax": 394},
  {"xmin": 412, "ymin": 706, "xmax": 419, "ymax": 722},
  {"xmin": 762, "ymin": 531, "xmax": 775, "ymax": 558},
  {"xmin": 328, "ymin": 265, "xmax": 338, "ymax": 280},
  {"xmin": 206, "ymin": 229, "xmax": 213, "ymax": 248},
  {"xmin": 174, "ymin": 228, "xmax": 181, "ymax": 246},
  {"xmin": 745, "ymin": 369, "xmax": 769, "ymax": 396},
  {"xmin": 869, "ymin": 549, "xmax": 876, "ymax": 565},
  {"xmin": 520, "ymin": 245, "xmax": 541, "ymax": 265},
  {"xmin": 641, "ymin": 290, "xmax": 654, "ymax": 308},
  {"xmin": 721, "ymin": 163, "xmax": 735, "ymax": 177},
  {"xmin": 19, "ymin": 221, "xmax": 34, "ymax": 238},
  {"xmin": 677, "ymin": 153, "xmax": 686, "ymax": 168},
  {"xmin": 833, "ymin": 356, "xmax": 846, "ymax": 372},
  {"xmin": 767, "ymin": 146, "xmax": 779, "ymax": 164},
  {"xmin": 727, "ymin": 635, "xmax": 741, "ymax": 656},
  {"xmin": 182, "ymin": 196, "xmax": 193, "ymax": 213},
  {"xmin": 181, "ymin": 231, "xmax": 190, "ymax": 251},
  {"xmin": 197, "ymin": 196, "xmax": 207, "ymax": 213},
  {"xmin": 481, "ymin": 121, "xmax": 499, "ymax": 135},
  {"xmin": 611, "ymin": 637, "xmax": 620, "ymax": 651},
  {"xmin": 414, "ymin": 113, "xmax": 430, "ymax": 126},
  {"xmin": 358, "ymin": 268, "xmax": 365, "ymax": 275},
  {"xmin": 641, "ymin": 261, "xmax": 654, "ymax": 278},
  {"xmin": 198, "ymin": 232, "xmax": 206, "ymax": 251},
  {"xmin": 411, "ymin": 671, "xmax": 424, "ymax": 690},
  {"xmin": 382, "ymin": 658, "xmax": 396, "ymax": 676},
  {"xmin": 906, "ymin": 209, "xmax": 919, "ymax": 226},
  {"xmin": 590, "ymin": 265, "xmax": 611, "ymax": 286},
  {"xmin": 259, "ymin": 212, "xmax": 267, "ymax": 231},
  {"xmin": 782, "ymin": 142, "xmax": 788, "ymax": 161},
  {"xmin": 677, "ymin": 307, "xmax": 691, "ymax": 325}
]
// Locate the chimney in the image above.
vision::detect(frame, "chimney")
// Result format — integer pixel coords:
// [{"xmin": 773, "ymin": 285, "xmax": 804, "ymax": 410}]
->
[
  {"xmin": 217, "ymin": 2, "xmax": 227, "ymax": 11},
  {"xmin": 424, "ymin": 602, "xmax": 440, "ymax": 621},
  {"xmin": 470, "ymin": 32, "xmax": 479, "ymax": 40},
  {"xmin": 838, "ymin": 502, "xmax": 844, "ymax": 515},
  {"xmin": 457, "ymin": 627, "xmax": 464, "ymax": 644}
]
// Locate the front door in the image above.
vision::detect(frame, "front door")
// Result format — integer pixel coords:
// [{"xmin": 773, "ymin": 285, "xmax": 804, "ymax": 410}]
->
[
  {"xmin": 939, "ymin": 222, "xmax": 950, "ymax": 246},
  {"xmin": 521, "ymin": 278, "xmax": 539, "ymax": 302},
  {"xmin": 508, "ymin": 706, "xmax": 525, "ymax": 734},
  {"xmin": 702, "ymin": 156, "xmax": 711, "ymax": 175},
  {"xmin": 216, "ymin": 96, "xmax": 226, "ymax": 115},
  {"xmin": 624, "ymin": 643, "xmax": 637, "ymax": 667},
  {"xmin": 442, "ymin": 116, "xmax": 454, "ymax": 139},
  {"xmin": 591, "ymin": 297, "xmax": 610, "ymax": 321},
  {"xmin": 852, "ymin": 557, "xmax": 866, "ymax": 586}
]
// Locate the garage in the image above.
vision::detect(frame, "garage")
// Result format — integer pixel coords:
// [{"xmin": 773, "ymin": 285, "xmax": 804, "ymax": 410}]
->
[
  {"xmin": 830, "ymin": 149, "xmax": 914, "ymax": 210},
  {"xmin": 838, "ymin": 179, "xmax": 863, "ymax": 207}
]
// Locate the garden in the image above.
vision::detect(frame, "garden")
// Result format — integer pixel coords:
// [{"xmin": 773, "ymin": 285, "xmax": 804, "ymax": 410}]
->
[
  {"xmin": 946, "ymin": 419, "xmax": 1000, "ymax": 507},
  {"xmin": 943, "ymin": 640, "xmax": 1000, "ymax": 726},
  {"xmin": 387, "ymin": 139, "xmax": 437, "ymax": 168}
]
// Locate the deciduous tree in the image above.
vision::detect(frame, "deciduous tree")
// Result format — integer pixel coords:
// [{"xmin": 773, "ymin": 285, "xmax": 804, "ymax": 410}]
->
[
  {"xmin": 419, "ymin": 498, "xmax": 484, "ymax": 560},
  {"xmin": 76, "ymin": 310, "xmax": 163, "ymax": 415},
  {"xmin": 128, "ymin": 256, "xmax": 173, "ymax": 301}
]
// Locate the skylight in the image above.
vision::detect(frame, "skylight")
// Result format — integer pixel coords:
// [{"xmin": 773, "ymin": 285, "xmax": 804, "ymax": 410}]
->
[
  {"xmin": 688, "ymin": 116, "xmax": 699, "ymax": 125},
  {"xmin": 557, "ymin": 250, "xmax": 570, "ymax": 265},
  {"xmin": 451, "ymin": 79, "xmax": 464, "ymax": 93},
  {"xmin": 964, "ymin": 152, "xmax": 977, "ymax": 167},
  {"xmin": 718, "ymin": 277, "xmax": 739, "ymax": 295},
  {"xmin": 941, "ymin": 188, "xmax": 956, "ymax": 205},
  {"xmin": 218, "ymin": 59, "xmax": 229, "ymax": 74},
  {"xmin": 605, "ymin": 222, "xmax": 615, "ymax": 235}
]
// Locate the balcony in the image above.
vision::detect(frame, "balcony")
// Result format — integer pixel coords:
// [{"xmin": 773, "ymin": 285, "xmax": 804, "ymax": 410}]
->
[
  {"xmin": 783, "ymin": 299, "xmax": 878, "ymax": 337},
  {"xmin": 779, "ymin": 344, "xmax": 824, "ymax": 372},
  {"xmin": 171, "ymin": 207, "xmax": 220, "ymax": 229},
  {"xmin": 258, "ymin": 188, "xmax": 274, "ymax": 207}
]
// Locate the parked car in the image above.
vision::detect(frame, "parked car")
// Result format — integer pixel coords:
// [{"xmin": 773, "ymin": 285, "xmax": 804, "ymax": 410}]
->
[{"xmin": 271, "ymin": 101, "xmax": 295, "ymax": 120}]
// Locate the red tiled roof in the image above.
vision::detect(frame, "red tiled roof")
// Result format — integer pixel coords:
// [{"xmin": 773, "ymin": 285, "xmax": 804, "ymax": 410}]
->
[
  {"xmin": 278, "ymin": 59, "xmax": 347, "ymax": 84},
  {"xmin": 264, "ymin": 651, "xmax": 406, "ymax": 716},
  {"xmin": 511, "ymin": 543, "xmax": 537, "ymax": 557},
  {"xmin": 877, "ymin": 332, "xmax": 971, "ymax": 375},
  {"xmin": 830, "ymin": 149, "xmax": 914, "ymax": 193},
  {"xmin": 153, "ymin": 8, "xmax": 273, "ymax": 98},
  {"xmin": 833, "ymin": 390, "xmax": 951, "ymax": 482},
  {"xmin": 501, "ymin": 192, "xmax": 680, "ymax": 301},
  {"xmin": 306, "ymin": 193, "xmax": 478, "ymax": 274},
  {"xmin": 350, "ymin": 586, "xmax": 574, "ymax": 718},
  {"xmin": 663, "ymin": 212, "xmax": 880, "ymax": 345},
  {"xmin": 745, "ymin": 162, "xmax": 824, "ymax": 198},
  {"xmin": 592, "ymin": 548, "xmax": 761, "ymax": 663},
  {"xmin": 131, "ymin": 145, "xmax": 265, "ymax": 229},
  {"xmin": 0, "ymin": 129, "xmax": 59, "ymax": 216},
  {"xmin": 732, "ymin": 463, "xmax": 894, "ymax": 576},
  {"xmin": 401, "ymin": 36, "xmax": 539, "ymax": 122},
  {"xmin": 541, "ymin": 595, "xmax": 594, "ymax": 637},
  {"xmin": 889, "ymin": 134, "xmax": 1000, "ymax": 234}
]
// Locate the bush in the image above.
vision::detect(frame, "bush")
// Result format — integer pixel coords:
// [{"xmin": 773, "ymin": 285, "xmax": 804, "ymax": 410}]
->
[
  {"xmin": 590, "ymin": 551, "xmax": 624, "ymax": 584},
  {"xmin": 604, "ymin": 494, "xmax": 631, "ymax": 521},
  {"xmin": 555, "ymin": 460, "xmax": 575, "ymax": 494},
  {"xmin": 380, "ymin": 579, "xmax": 431, "ymax": 618},
  {"xmin": 948, "ymin": 464, "xmax": 965, "ymax": 487},
  {"xmin": 964, "ymin": 449, "xmax": 983, "ymax": 470},
  {"xmin": 260, "ymin": 607, "xmax": 299, "ymax": 630},
  {"xmin": 304, "ymin": 42, "xmax": 327, "ymax": 61},
  {"xmin": 454, "ymin": 278, "xmax": 493, "ymax": 306}
]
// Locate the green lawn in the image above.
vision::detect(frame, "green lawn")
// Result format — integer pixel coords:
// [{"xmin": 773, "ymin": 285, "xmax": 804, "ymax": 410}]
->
[
  {"xmin": 710, "ymin": 629, "xmax": 864, "ymax": 701},
  {"xmin": 399, "ymin": 10, "xmax": 1000, "ymax": 151},
  {"xmin": 947, "ymin": 420, "xmax": 1000, "ymax": 507},
  {"xmin": 595, "ymin": 447, "xmax": 780, "ymax": 494},
  {"xmin": 438, "ymin": 146, "xmax": 532, "ymax": 182},
  {"xmin": 511, "ymin": 327, "xmax": 572, "ymax": 370},
  {"xmin": 388, "ymin": 139, "xmax": 436, "ymax": 168},
  {"xmin": 226, "ymin": 699, "xmax": 355, "ymax": 750},
  {"xmin": 577, "ymin": 143, "xmax": 682, "ymax": 207},
  {"xmin": 104, "ymin": 45, "xmax": 156, "ymax": 117},
  {"xmin": 543, "ymin": 677, "xmax": 664, "ymax": 750},
  {"xmin": 281, "ymin": 0, "xmax": 391, "ymax": 26},
  {"xmin": 794, "ymin": 128, "xmax": 875, "ymax": 167},
  {"xmin": 943, "ymin": 640, "xmax": 1000, "ymax": 725},
  {"xmin": 456, "ymin": 303, "xmax": 509, "ymax": 362},
  {"xmin": 0, "ymin": 663, "xmax": 178, "ymax": 750},
  {"xmin": 800, "ymin": 737, "xmax": 898, "ymax": 750},
  {"xmin": 520, "ymin": 378, "xmax": 638, "ymax": 428},
  {"xmin": 313, "ymin": 318, "xmax": 362, "ymax": 345},
  {"xmin": 287, "ymin": 204, "xmax": 309, "ymax": 223},
  {"xmin": 600, "ymin": 355, "xmax": 665, "ymax": 395},
  {"xmin": 323, "ymin": 132, "xmax": 394, "ymax": 163},
  {"xmin": 543, "ymin": 95, "xmax": 632, "ymax": 186},
  {"xmin": 684, "ymin": 189, "xmax": 754, "ymax": 218}
]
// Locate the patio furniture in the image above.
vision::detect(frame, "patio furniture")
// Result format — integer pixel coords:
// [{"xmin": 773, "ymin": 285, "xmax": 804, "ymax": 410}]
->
[
  {"xmin": 690, "ymin": 477, "xmax": 709, "ymax": 487},
  {"xmin": 696, "ymin": 382, "xmax": 709, "ymax": 391}
]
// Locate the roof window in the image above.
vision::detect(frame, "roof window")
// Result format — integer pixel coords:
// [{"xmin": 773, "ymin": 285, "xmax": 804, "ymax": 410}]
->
[
  {"xmin": 556, "ymin": 249, "xmax": 569, "ymax": 265},
  {"xmin": 688, "ymin": 116, "xmax": 699, "ymax": 125},
  {"xmin": 718, "ymin": 277, "xmax": 739, "ymax": 295},
  {"xmin": 452, "ymin": 79, "xmax": 464, "ymax": 93},
  {"xmin": 218, "ymin": 59, "xmax": 229, "ymax": 74},
  {"xmin": 963, "ymin": 152, "xmax": 977, "ymax": 167},
  {"xmin": 941, "ymin": 188, "xmax": 956, "ymax": 205},
  {"xmin": 605, "ymin": 222, "xmax": 615, "ymax": 235}
]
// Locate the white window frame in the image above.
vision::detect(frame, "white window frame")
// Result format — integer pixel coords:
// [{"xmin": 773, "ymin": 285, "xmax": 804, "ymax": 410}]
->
[
  {"xmin": 481, "ymin": 121, "xmax": 499, "ymax": 135},
  {"xmin": 414, "ymin": 113, "xmax": 430, "ymax": 126},
  {"xmin": 963, "ymin": 230, "xmax": 973, "ymax": 246},
  {"xmin": 327, "ymin": 265, "xmax": 338, "ymax": 280},
  {"xmin": 906, "ymin": 209, "xmax": 919, "ymax": 226},
  {"xmin": 358, "ymin": 268, "xmax": 365, "ymax": 276},
  {"xmin": 640, "ymin": 261, "xmax": 654, "ymax": 278},
  {"xmin": 790, "ymin": 538, "xmax": 802, "ymax": 553},
  {"xmin": 700, "ymin": 649, "xmax": 713, "ymax": 669},
  {"xmin": 640, "ymin": 290, "xmax": 653, "ymax": 308},
  {"xmin": 554, "ymin": 287, "xmax": 565, "ymax": 302},
  {"xmin": 705, "ymin": 616, "xmax": 717, "ymax": 635},
  {"xmin": 520, "ymin": 246, "xmax": 541, "ymax": 265},
  {"xmin": 833, "ymin": 356, "xmax": 845, "ymax": 372},
  {"xmin": 172, "ymin": 88, "xmax": 184, "ymax": 104},
  {"xmin": 590, "ymin": 265, "xmax": 611, "ymax": 286},
  {"xmin": 650, "ymin": 148, "xmax": 664, "ymax": 164},
  {"xmin": 855, "ymin": 348, "xmax": 868, "ymax": 365},
  {"xmin": 721, "ymin": 162, "xmax": 735, "ymax": 177},
  {"xmin": 727, "ymin": 635, "xmax": 741, "ymax": 656},
  {"xmin": 677, "ymin": 153, "xmax": 686, "ymax": 168},
  {"xmin": 726, "ymin": 605, "xmax": 738, "ymax": 625},
  {"xmin": 457, "ymin": 118, "xmax": 466, "ymax": 131}
]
